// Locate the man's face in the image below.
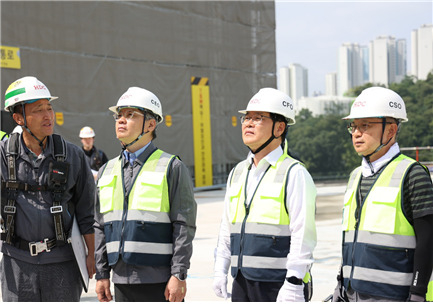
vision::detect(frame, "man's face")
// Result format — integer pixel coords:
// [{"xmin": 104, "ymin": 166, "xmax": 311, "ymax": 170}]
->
[
  {"xmin": 115, "ymin": 107, "xmax": 146, "ymax": 143},
  {"xmin": 350, "ymin": 118, "xmax": 393, "ymax": 156},
  {"xmin": 18, "ymin": 99, "xmax": 55, "ymax": 138},
  {"xmin": 81, "ymin": 137, "xmax": 94, "ymax": 151},
  {"xmin": 241, "ymin": 111, "xmax": 274, "ymax": 151}
]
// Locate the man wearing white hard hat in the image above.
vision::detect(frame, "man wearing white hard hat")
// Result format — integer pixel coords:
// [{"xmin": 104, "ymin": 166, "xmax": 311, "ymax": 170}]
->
[
  {"xmin": 0, "ymin": 76, "xmax": 96, "ymax": 301},
  {"xmin": 213, "ymin": 88, "xmax": 317, "ymax": 302},
  {"xmin": 79, "ymin": 126, "xmax": 108, "ymax": 178},
  {"xmin": 94, "ymin": 87, "xmax": 197, "ymax": 302},
  {"xmin": 332, "ymin": 87, "xmax": 433, "ymax": 301}
]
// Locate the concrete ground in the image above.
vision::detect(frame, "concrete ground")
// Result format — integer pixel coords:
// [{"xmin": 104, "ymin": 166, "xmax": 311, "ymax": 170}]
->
[{"xmin": 2, "ymin": 183, "xmax": 346, "ymax": 302}]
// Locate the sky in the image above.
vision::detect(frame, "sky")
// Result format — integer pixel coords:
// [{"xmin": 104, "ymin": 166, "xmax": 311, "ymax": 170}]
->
[{"xmin": 275, "ymin": 0, "xmax": 433, "ymax": 96}]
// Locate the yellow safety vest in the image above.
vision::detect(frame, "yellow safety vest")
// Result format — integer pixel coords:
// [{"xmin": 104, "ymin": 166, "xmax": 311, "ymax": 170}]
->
[
  {"xmin": 228, "ymin": 153, "xmax": 302, "ymax": 282},
  {"xmin": 342, "ymin": 154, "xmax": 433, "ymax": 300},
  {"xmin": 98, "ymin": 149, "xmax": 175, "ymax": 266},
  {"xmin": 0, "ymin": 131, "xmax": 8, "ymax": 141}
]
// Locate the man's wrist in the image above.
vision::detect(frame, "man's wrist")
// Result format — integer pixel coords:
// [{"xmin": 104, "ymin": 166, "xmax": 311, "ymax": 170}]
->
[
  {"xmin": 286, "ymin": 276, "xmax": 303, "ymax": 285},
  {"xmin": 172, "ymin": 272, "xmax": 187, "ymax": 281}
]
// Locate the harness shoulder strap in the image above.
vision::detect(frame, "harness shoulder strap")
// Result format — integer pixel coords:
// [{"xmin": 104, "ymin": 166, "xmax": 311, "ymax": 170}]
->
[
  {"xmin": 52, "ymin": 134, "xmax": 67, "ymax": 161},
  {"xmin": 1, "ymin": 132, "xmax": 20, "ymax": 243}
]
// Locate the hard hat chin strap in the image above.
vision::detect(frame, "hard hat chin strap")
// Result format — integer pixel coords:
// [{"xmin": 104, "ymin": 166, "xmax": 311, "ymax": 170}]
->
[
  {"xmin": 362, "ymin": 118, "xmax": 393, "ymax": 174},
  {"xmin": 249, "ymin": 120, "xmax": 277, "ymax": 155},
  {"xmin": 121, "ymin": 115, "xmax": 149, "ymax": 150},
  {"xmin": 22, "ymin": 106, "xmax": 47, "ymax": 149}
]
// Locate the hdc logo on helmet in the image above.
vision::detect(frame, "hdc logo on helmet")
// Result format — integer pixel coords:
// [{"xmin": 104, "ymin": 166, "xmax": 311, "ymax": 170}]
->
[
  {"xmin": 120, "ymin": 94, "xmax": 132, "ymax": 100},
  {"xmin": 34, "ymin": 85, "xmax": 46, "ymax": 90},
  {"xmin": 353, "ymin": 101, "xmax": 366, "ymax": 107},
  {"xmin": 389, "ymin": 101, "xmax": 402, "ymax": 109},
  {"xmin": 282, "ymin": 100, "xmax": 293, "ymax": 110}
]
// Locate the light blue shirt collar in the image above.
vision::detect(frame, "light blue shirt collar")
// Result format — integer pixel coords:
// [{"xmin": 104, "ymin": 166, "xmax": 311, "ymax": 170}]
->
[{"xmin": 123, "ymin": 141, "xmax": 151, "ymax": 163}]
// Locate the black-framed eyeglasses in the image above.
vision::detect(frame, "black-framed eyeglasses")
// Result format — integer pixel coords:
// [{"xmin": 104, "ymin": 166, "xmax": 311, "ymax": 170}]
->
[
  {"xmin": 240, "ymin": 114, "xmax": 272, "ymax": 125},
  {"xmin": 113, "ymin": 109, "xmax": 144, "ymax": 122},
  {"xmin": 347, "ymin": 122, "xmax": 392, "ymax": 134}
]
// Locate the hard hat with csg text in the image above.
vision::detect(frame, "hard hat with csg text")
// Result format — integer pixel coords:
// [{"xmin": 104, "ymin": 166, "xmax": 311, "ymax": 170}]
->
[
  {"xmin": 79, "ymin": 126, "xmax": 96, "ymax": 138},
  {"xmin": 342, "ymin": 87, "xmax": 408, "ymax": 122},
  {"xmin": 239, "ymin": 88, "xmax": 296, "ymax": 125},
  {"xmin": 4, "ymin": 76, "xmax": 58, "ymax": 112},
  {"xmin": 109, "ymin": 87, "xmax": 163, "ymax": 124}
]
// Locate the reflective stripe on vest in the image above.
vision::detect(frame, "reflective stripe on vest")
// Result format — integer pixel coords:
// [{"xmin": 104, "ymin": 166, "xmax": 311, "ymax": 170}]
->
[
  {"xmin": 228, "ymin": 154, "xmax": 299, "ymax": 282},
  {"xmin": 341, "ymin": 154, "xmax": 432, "ymax": 300},
  {"xmin": 97, "ymin": 149, "xmax": 174, "ymax": 266}
]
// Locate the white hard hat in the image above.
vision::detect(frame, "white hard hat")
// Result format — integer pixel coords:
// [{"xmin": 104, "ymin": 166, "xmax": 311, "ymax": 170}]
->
[
  {"xmin": 239, "ymin": 88, "xmax": 296, "ymax": 125},
  {"xmin": 79, "ymin": 126, "xmax": 95, "ymax": 138},
  {"xmin": 342, "ymin": 87, "xmax": 408, "ymax": 122},
  {"xmin": 4, "ymin": 76, "xmax": 58, "ymax": 112},
  {"xmin": 109, "ymin": 87, "xmax": 163, "ymax": 124}
]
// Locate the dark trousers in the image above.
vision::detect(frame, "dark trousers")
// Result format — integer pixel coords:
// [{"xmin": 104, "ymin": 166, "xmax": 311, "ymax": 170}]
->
[
  {"xmin": 114, "ymin": 282, "xmax": 168, "ymax": 302},
  {"xmin": 0, "ymin": 255, "xmax": 82, "ymax": 302},
  {"xmin": 231, "ymin": 271, "xmax": 284, "ymax": 302}
]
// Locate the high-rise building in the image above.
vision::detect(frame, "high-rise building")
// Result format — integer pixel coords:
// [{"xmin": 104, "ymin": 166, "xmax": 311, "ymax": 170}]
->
[
  {"xmin": 325, "ymin": 72, "xmax": 337, "ymax": 96},
  {"xmin": 411, "ymin": 24, "xmax": 433, "ymax": 80},
  {"xmin": 278, "ymin": 63, "xmax": 308, "ymax": 103},
  {"xmin": 395, "ymin": 39, "xmax": 407, "ymax": 83},
  {"xmin": 278, "ymin": 66, "xmax": 290, "ymax": 95},
  {"xmin": 338, "ymin": 43, "xmax": 368, "ymax": 96},
  {"xmin": 369, "ymin": 36, "xmax": 406, "ymax": 86}
]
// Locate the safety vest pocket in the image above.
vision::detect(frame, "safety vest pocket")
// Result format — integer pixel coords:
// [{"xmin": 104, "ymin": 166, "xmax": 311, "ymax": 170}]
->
[
  {"xmin": 130, "ymin": 172, "xmax": 164, "ymax": 212},
  {"xmin": 98, "ymin": 174, "xmax": 117, "ymax": 213},
  {"xmin": 250, "ymin": 188, "xmax": 283, "ymax": 225},
  {"xmin": 362, "ymin": 187, "xmax": 399, "ymax": 234}
]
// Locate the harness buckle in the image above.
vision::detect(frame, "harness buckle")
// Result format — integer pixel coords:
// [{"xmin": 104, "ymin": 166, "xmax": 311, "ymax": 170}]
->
[
  {"xmin": 50, "ymin": 206, "xmax": 63, "ymax": 214},
  {"xmin": 3, "ymin": 206, "xmax": 16, "ymax": 214},
  {"xmin": 29, "ymin": 238, "xmax": 51, "ymax": 256}
]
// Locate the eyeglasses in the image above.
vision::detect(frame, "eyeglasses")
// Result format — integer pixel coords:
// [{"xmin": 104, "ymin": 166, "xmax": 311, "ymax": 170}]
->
[
  {"xmin": 240, "ymin": 114, "xmax": 272, "ymax": 125},
  {"xmin": 347, "ymin": 122, "xmax": 392, "ymax": 134},
  {"xmin": 113, "ymin": 110, "xmax": 144, "ymax": 122}
]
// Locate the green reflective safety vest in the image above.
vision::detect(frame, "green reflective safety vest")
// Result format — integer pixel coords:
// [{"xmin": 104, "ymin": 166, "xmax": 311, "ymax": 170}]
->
[
  {"xmin": 228, "ymin": 153, "xmax": 306, "ymax": 282},
  {"xmin": 0, "ymin": 131, "xmax": 8, "ymax": 141},
  {"xmin": 342, "ymin": 154, "xmax": 433, "ymax": 300},
  {"xmin": 98, "ymin": 149, "xmax": 175, "ymax": 266}
]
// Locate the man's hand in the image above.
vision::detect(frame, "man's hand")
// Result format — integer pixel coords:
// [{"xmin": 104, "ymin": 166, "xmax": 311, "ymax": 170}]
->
[
  {"xmin": 95, "ymin": 279, "xmax": 113, "ymax": 302},
  {"xmin": 164, "ymin": 275, "xmax": 186, "ymax": 302}
]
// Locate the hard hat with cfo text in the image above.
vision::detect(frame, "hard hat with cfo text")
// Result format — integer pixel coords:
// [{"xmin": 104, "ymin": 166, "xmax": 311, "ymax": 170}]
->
[
  {"xmin": 109, "ymin": 87, "xmax": 163, "ymax": 124},
  {"xmin": 4, "ymin": 76, "xmax": 58, "ymax": 112},
  {"xmin": 342, "ymin": 87, "xmax": 408, "ymax": 122},
  {"xmin": 79, "ymin": 126, "xmax": 95, "ymax": 138},
  {"xmin": 239, "ymin": 88, "xmax": 296, "ymax": 125}
]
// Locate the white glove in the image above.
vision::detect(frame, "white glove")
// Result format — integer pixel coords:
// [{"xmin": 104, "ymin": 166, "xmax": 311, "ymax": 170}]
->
[
  {"xmin": 213, "ymin": 274, "xmax": 228, "ymax": 299},
  {"xmin": 277, "ymin": 281, "xmax": 305, "ymax": 302}
]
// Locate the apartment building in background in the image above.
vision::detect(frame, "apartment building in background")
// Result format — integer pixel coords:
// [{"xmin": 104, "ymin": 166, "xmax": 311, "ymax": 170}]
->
[
  {"xmin": 278, "ymin": 63, "xmax": 308, "ymax": 104},
  {"xmin": 337, "ymin": 43, "xmax": 369, "ymax": 96},
  {"xmin": 411, "ymin": 24, "xmax": 433, "ymax": 80}
]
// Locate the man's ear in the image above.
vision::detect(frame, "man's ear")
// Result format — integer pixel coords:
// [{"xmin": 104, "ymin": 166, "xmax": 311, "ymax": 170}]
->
[
  {"xmin": 274, "ymin": 121, "xmax": 286, "ymax": 138},
  {"xmin": 146, "ymin": 118, "xmax": 157, "ymax": 132},
  {"xmin": 12, "ymin": 113, "xmax": 24, "ymax": 126}
]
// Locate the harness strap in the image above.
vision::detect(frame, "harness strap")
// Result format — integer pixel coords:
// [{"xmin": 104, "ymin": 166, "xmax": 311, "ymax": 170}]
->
[
  {"xmin": 2, "ymin": 134, "xmax": 70, "ymax": 251},
  {"xmin": 50, "ymin": 134, "xmax": 68, "ymax": 247},
  {"xmin": 2, "ymin": 133, "xmax": 19, "ymax": 244}
]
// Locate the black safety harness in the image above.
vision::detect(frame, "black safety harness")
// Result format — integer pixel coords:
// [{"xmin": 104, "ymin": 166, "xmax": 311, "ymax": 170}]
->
[{"xmin": 1, "ymin": 133, "xmax": 70, "ymax": 256}]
